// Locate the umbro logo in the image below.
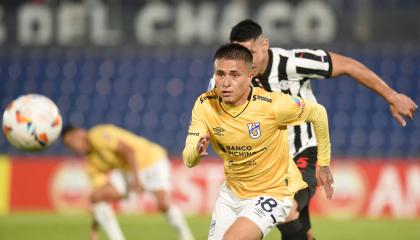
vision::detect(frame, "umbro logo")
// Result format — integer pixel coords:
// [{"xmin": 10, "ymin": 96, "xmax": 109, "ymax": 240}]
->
[{"xmin": 213, "ymin": 127, "xmax": 225, "ymax": 136}]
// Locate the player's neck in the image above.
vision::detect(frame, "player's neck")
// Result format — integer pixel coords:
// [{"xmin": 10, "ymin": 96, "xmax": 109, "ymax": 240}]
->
[
  {"xmin": 223, "ymin": 87, "xmax": 252, "ymax": 107},
  {"xmin": 258, "ymin": 50, "xmax": 270, "ymax": 76}
]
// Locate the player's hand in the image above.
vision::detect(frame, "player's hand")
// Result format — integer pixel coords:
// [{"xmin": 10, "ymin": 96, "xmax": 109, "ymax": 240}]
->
[
  {"xmin": 316, "ymin": 166, "xmax": 334, "ymax": 200},
  {"xmin": 389, "ymin": 93, "xmax": 418, "ymax": 126},
  {"xmin": 196, "ymin": 134, "xmax": 210, "ymax": 158}
]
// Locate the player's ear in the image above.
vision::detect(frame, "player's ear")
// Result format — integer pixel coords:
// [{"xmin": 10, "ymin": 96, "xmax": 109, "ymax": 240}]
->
[
  {"xmin": 261, "ymin": 37, "xmax": 269, "ymax": 50},
  {"xmin": 247, "ymin": 70, "xmax": 254, "ymax": 82}
]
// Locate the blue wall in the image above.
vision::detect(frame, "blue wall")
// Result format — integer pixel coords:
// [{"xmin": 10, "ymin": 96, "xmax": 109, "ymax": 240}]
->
[{"xmin": 0, "ymin": 45, "xmax": 419, "ymax": 157}]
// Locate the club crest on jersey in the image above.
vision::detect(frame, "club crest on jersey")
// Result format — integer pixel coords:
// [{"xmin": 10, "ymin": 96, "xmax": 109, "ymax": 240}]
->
[{"xmin": 247, "ymin": 122, "xmax": 261, "ymax": 139}]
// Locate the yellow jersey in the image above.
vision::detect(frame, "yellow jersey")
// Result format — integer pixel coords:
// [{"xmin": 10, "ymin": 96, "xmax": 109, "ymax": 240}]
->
[
  {"xmin": 183, "ymin": 87, "xmax": 330, "ymax": 199},
  {"xmin": 86, "ymin": 124, "xmax": 167, "ymax": 187}
]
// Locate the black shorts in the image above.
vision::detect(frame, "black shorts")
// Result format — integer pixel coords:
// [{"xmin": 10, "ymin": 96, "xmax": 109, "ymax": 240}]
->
[
  {"xmin": 292, "ymin": 146, "xmax": 318, "ymax": 232},
  {"xmin": 294, "ymin": 146, "xmax": 317, "ymax": 197},
  {"xmin": 292, "ymin": 182, "xmax": 313, "ymax": 233},
  {"xmin": 294, "ymin": 186, "xmax": 310, "ymax": 212},
  {"xmin": 295, "ymin": 188, "xmax": 312, "ymax": 232}
]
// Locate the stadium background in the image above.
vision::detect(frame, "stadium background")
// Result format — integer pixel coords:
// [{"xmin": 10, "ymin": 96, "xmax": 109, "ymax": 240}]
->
[{"xmin": 0, "ymin": 0, "xmax": 419, "ymax": 239}]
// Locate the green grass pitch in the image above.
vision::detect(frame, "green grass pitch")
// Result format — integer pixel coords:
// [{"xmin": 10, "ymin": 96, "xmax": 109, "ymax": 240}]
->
[{"xmin": 0, "ymin": 213, "xmax": 419, "ymax": 239}]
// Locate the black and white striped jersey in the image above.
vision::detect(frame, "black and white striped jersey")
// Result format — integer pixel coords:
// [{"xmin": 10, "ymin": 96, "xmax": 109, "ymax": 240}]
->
[{"xmin": 208, "ymin": 47, "xmax": 332, "ymax": 157}]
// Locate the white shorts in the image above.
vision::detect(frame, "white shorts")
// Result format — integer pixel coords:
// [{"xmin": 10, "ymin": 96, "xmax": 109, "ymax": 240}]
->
[
  {"xmin": 208, "ymin": 183, "xmax": 293, "ymax": 239},
  {"xmin": 109, "ymin": 157, "xmax": 171, "ymax": 195}
]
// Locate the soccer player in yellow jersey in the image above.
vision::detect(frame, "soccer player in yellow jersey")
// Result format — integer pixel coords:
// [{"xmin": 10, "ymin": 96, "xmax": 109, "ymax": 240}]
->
[
  {"xmin": 208, "ymin": 19, "xmax": 417, "ymax": 240},
  {"xmin": 183, "ymin": 43, "xmax": 333, "ymax": 240},
  {"xmin": 62, "ymin": 124, "xmax": 194, "ymax": 240}
]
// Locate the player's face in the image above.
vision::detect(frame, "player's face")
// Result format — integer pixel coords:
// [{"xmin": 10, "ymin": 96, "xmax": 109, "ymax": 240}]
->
[
  {"xmin": 63, "ymin": 129, "xmax": 91, "ymax": 155},
  {"xmin": 214, "ymin": 58, "xmax": 253, "ymax": 106},
  {"xmin": 233, "ymin": 37, "xmax": 269, "ymax": 76}
]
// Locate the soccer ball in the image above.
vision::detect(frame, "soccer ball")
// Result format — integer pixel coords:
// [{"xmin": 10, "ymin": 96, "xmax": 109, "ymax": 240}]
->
[{"xmin": 2, "ymin": 94, "xmax": 62, "ymax": 151}]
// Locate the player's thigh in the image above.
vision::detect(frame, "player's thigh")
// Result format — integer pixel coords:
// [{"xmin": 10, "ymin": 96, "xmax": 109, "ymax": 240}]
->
[
  {"xmin": 239, "ymin": 196, "xmax": 293, "ymax": 237},
  {"xmin": 208, "ymin": 195, "xmax": 237, "ymax": 240},
  {"xmin": 223, "ymin": 217, "xmax": 262, "ymax": 240},
  {"xmin": 139, "ymin": 157, "xmax": 171, "ymax": 192}
]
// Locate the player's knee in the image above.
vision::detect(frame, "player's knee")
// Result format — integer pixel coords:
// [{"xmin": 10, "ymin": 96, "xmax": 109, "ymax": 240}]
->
[
  {"xmin": 90, "ymin": 192, "xmax": 101, "ymax": 204},
  {"xmin": 154, "ymin": 190, "xmax": 171, "ymax": 212},
  {"xmin": 157, "ymin": 201, "xmax": 170, "ymax": 212}
]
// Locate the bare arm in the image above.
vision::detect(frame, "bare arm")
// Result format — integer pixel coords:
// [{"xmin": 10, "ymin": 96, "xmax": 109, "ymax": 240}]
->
[
  {"xmin": 329, "ymin": 52, "xmax": 418, "ymax": 126},
  {"xmin": 116, "ymin": 141, "xmax": 143, "ymax": 194}
]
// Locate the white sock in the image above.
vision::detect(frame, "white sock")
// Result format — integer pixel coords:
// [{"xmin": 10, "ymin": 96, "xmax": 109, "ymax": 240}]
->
[
  {"xmin": 165, "ymin": 205, "xmax": 195, "ymax": 240},
  {"xmin": 92, "ymin": 202, "xmax": 126, "ymax": 240}
]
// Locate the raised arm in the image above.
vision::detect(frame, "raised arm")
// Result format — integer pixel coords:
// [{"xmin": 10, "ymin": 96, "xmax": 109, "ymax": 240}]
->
[{"xmin": 329, "ymin": 51, "xmax": 418, "ymax": 126}]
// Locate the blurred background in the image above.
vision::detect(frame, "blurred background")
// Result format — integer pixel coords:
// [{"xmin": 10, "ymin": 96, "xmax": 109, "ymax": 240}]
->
[{"xmin": 0, "ymin": 0, "xmax": 419, "ymax": 239}]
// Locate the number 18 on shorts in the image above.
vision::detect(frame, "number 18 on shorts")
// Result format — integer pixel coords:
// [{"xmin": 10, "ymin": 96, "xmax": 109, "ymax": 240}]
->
[{"xmin": 209, "ymin": 184, "xmax": 293, "ymax": 239}]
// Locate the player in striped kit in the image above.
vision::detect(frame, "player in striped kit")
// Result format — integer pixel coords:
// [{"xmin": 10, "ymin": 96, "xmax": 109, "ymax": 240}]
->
[{"xmin": 209, "ymin": 19, "xmax": 417, "ymax": 240}]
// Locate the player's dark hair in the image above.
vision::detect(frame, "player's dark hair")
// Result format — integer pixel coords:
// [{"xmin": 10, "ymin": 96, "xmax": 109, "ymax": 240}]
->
[
  {"xmin": 61, "ymin": 124, "xmax": 77, "ymax": 138},
  {"xmin": 230, "ymin": 19, "xmax": 263, "ymax": 42},
  {"xmin": 214, "ymin": 43, "xmax": 253, "ymax": 68}
]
